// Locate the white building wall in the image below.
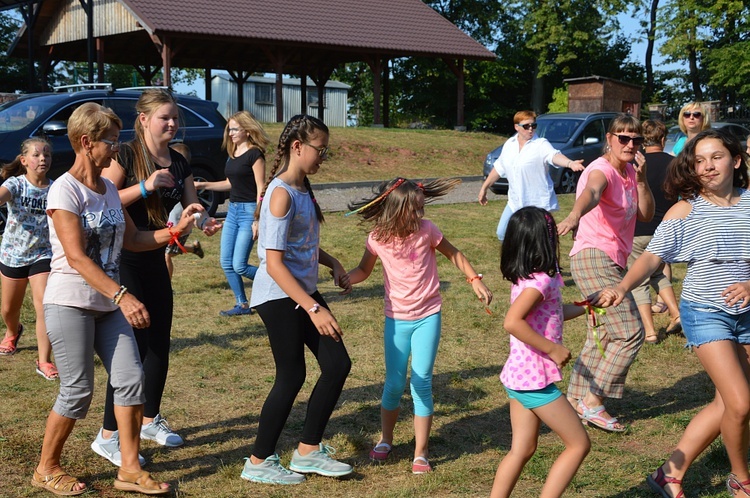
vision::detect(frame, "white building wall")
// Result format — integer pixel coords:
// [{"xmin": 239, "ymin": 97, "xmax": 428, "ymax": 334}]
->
[{"xmin": 210, "ymin": 74, "xmax": 350, "ymax": 127}]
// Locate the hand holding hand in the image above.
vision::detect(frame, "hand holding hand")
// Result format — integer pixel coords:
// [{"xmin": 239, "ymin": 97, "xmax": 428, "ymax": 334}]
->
[{"xmin": 331, "ymin": 263, "xmax": 352, "ymax": 295}]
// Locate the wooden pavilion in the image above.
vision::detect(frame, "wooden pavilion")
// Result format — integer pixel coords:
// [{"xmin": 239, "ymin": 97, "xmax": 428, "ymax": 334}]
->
[{"xmin": 1, "ymin": 0, "xmax": 496, "ymax": 128}]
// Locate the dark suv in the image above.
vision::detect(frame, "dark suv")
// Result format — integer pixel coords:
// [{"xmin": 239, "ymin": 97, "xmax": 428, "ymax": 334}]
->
[
  {"xmin": 482, "ymin": 112, "xmax": 618, "ymax": 195},
  {"xmin": 0, "ymin": 86, "xmax": 227, "ymax": 223}
]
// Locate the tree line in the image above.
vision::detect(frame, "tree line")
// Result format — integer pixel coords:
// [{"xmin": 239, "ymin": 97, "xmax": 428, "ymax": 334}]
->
[{"xmin": 2, "ymin": 0, "xmax": 749, "ymax": 133}]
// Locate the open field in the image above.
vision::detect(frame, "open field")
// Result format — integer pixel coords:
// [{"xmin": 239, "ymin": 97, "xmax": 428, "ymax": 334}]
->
[{"xmin": 0, "ymin": 192, "xmax": 731, "ymax": 498}]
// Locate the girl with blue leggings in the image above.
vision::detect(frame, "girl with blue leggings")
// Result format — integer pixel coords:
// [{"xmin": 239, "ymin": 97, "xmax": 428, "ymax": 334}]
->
[{"xmin": 347, "ymin": 177, "xmax": 492, "ymax": 474}]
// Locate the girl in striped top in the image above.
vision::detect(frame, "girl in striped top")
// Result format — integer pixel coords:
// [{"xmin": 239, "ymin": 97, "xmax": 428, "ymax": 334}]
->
[{"xmin": 597, "ymin": 128, "xmax": 750, "ymax": 498}]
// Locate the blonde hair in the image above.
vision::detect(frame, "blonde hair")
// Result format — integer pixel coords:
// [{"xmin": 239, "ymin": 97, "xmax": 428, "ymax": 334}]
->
[
  {"xmin": 348, "ymin": 177, "xmax": 461, "ymax": 244},
  {"xmin": 125, "ymin": 89, "xmax": 180, "ymax": 227},
  {"xmin": 223, "ymin": 111, "xmax": 271, "ymax": 158},
  {"xmin": 256, "ymin": 114, "xmax": 328, "ymax": 222},
  {"xmin": 68, "ymin": 102, "xmax": 122, "ymax": 153},
  {"xmin": 170, "ymin": 142, "xmax": 191, "ymax": 163},
  {"xmin": 1, "ymin": 137, "xmax": 51, "ymax": 179},
  {"xmin": 678, "ymin": 102, "xmax": 711, "ymax": 134}
]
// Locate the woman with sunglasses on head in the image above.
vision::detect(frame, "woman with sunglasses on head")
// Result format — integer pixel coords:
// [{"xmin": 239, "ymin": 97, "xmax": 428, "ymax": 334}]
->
[
  {"xmin": 557, "ymin": 114, "xmax": 654, "ymax": 433},
  {"xmin": 478, "ymin": 110, "xmax": 584, "ymax": 241},
  {"xmin": 672, "ymin": 102, "xmax": 710, "ymax": 156},
  {"xmin": 194, "ymin": 111, "xmax": 270, "ymax": 316}
]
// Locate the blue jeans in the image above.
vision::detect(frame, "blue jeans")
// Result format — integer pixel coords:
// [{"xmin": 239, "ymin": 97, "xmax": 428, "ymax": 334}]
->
[
  {"xmin": 496, "ymin": 203, "xmax": 513, "ymax": 241},
  {"xmin": 220, "ymin": 201, "xmax": 258, "ymax": 305}
]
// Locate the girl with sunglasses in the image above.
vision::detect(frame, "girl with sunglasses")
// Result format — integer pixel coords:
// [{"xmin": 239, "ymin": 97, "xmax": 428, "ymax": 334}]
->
[
  {"xmin": 672, "ymin": 102, "xmax": 710, "ymax": 156},
  {"xmin": 557, "ymin": 114, "xmax": 654, "ymax": 433}
]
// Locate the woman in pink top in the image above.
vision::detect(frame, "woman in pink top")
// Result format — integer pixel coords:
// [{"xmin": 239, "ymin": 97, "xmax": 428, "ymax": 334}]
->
[
  {"xmin": 493, "ymin": 206, "xmax": 589, "ymax": 498},
  {"xmin": 347, "ymin": 177, "xmax": 492, "ymax": 474},
  {"xmin": 557, "ymin": 114, "xmax": 654, "ymax": 433}
]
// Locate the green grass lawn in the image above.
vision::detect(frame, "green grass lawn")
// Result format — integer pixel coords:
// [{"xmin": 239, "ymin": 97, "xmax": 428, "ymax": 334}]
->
[{"xmin": 0, "ymin": 194, "xmax": 730, "ymax": 498}]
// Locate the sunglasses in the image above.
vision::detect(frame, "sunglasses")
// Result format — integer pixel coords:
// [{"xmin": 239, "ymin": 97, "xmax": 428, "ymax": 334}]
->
[
  {"xmin": 518, "ymin": 122, "xmax": 538, "ymax": 130},
  {"xmin": 303, "ymin": 142, "xmax": 329, "ymax": 158},
  {"xmin": 683, "ymin": 111, "xmax": 703, "ymax": 119},
  {"xmin": 614, "ymin": 134, "xmax": 645, "ymax": 147},
  {"xmin": 99, "ymin": 139, "xmax": 121, "ymax": 151}
]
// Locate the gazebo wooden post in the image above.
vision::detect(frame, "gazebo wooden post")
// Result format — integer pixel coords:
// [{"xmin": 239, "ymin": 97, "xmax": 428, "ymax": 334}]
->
[
  {"xmin": 369, "ymin": 57, "xmax": 382, "ymax": 126},
  {"xmin": 96, "ymin": 38, "xmax": 105, "ymax": 83},
  {"xmin": 205, "ymin": 68, "xmax": 212, "ymax": 100},
  {"xmin": 383, "ymin": 58, "xmax": 390, "ymax": 128},
  {"xmin": 300, "ymin": 68, "xmax": 308, "ymax": 115},
  {"xmin": 443, "ymin": 57, "xmax": 466, "ymax": 130},
  {"xmin": 227, "ymin": 70, "xmax": 251, "ymax": 112}
]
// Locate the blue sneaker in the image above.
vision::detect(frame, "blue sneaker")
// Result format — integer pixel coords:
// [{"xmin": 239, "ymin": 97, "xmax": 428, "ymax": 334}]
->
[
  {"xmin": 219, "ymin": 304, "xmax": 253, "ymax": 317},
  {"xmin": 289, "ymin": 444, "xmax": 352, "ymax": 477},
  {"xmin": 240, "ymin": 455, "xmax": 305, "ymax": 485}
]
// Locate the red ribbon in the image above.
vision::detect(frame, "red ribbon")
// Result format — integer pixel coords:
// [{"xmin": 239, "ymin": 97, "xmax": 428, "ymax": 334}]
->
[{"xmin": 168, "ymin": 228, "xmax": 187, "ymax": 254}]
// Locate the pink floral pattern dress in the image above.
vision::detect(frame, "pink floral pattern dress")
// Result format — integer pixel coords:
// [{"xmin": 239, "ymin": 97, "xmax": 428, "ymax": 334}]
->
[{"xmin": 500, "ymin": 272, "xmax": 564, "ymax": 391}]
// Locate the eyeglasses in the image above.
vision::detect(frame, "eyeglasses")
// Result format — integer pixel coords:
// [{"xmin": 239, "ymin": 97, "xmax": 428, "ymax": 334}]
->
[
  {"xmin": 304, "ymin": 142, "xmax": 329, "ymax": 158},
  {"xmin": 99, "ymin": 139, "xmax": 121, "ymax": 151},
  {"xmin": 683, "ymin": 111, "xmax": 703, "ymax": 119},
  {"xmin": 518, "ymin": 122, "xmax": 538, "ymax": 130},
  {"xmin": 227, "ymin": 127, "xmax": 241, "ymax": 133},
  {"xmin": 614, "ymin": 134, "xmax": 645, "ymax": 146}
]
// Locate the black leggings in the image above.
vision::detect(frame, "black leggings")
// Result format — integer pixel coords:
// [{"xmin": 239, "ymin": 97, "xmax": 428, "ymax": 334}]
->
[
  {"xmin": 103, "ymin": 250, "xmax": 173, "ymax": 431},
  {"xmin": 252, "ymin": 293, "xmax": 351, "ymax": 459}
]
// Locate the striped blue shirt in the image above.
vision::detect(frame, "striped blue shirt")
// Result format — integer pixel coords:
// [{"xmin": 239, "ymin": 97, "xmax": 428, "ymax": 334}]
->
[{"xmin": 646, "ymin": 189, "xmax": 750, "ymax": 314}]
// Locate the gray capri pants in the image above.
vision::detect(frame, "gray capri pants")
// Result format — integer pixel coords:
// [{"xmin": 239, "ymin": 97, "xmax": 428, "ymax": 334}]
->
[
  {"xmin": 44, "ymin": 303, "xmax": 145, "ymax": 419},
  {"xmin": 627, "ymin": 235, "xmax": 671, "ymax": 306}
]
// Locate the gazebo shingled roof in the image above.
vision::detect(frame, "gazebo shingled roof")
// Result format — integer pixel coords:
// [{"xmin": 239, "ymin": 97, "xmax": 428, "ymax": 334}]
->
[{"xmin": 6, "ymin": 0, "xmax": 497, "ymax": 126}]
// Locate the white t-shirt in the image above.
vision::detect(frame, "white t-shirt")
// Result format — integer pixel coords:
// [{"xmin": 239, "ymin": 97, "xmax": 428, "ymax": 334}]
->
[
  {"xmin": 493, "ymin": 134, "xmax": 560, "ymax": 213},
  {"xmin": 44, "ymin": 173, "xmax": 126, "ymax": 312}
]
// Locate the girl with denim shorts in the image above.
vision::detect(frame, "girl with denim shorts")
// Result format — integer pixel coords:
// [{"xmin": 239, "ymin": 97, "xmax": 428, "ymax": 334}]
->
[
  {"xmin": 346, "ymin": 177, "xmax": 492, "ymax": 474},
  {"xmin": 598, "ymin": 128, "xmax": 750, "ymax": 498},
  {"xmin": 0, "ymin": 138, "xmax": 57, "ymax": 380},
  {"xmin": 492, "ymin": 207, "xmax": 590, "ymax": 498}
]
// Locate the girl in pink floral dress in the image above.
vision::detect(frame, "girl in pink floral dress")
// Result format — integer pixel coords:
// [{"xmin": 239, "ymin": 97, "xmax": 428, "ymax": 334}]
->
[{"xmin": 491, "ymin": 206, "xmax": 590, "ymax": 498}]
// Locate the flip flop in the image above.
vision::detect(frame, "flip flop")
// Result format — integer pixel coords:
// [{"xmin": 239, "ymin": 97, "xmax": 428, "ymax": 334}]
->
[
  {"xmin": 578, "ymin": 399, "xmax": 627, "ymax": 433},
  {"xmin": 36, "ymin": 360, "xmax": 59, "ymax": 380},
  {"xmin": 666, "ymin": 316, "xmax": 682, "ymax": 336},
  {"xmin": 0, "ymin": 324, "xmax": 23, "ymax": 356},
  {"xmin": 645, "ymin": 333, "xmax": 661, "ymax": 345},
  {"xmin": 651, "ymin": 302, "xmax": 668, "ymax": 314}
]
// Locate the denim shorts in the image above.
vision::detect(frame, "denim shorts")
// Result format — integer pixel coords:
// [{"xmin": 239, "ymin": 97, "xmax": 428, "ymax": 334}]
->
[
  {"xmin": 504, "ymin": 383, "xmax": 562, "ymax": 410},
  {"xmin": 680, "ymin": 299, "xmax": 750, "ymax": 348}
]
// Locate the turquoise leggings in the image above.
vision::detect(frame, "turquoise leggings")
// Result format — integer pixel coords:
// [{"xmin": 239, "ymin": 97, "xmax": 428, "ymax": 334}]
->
[{"xmin": 382, "ymin": 312, "xmax": 441, "ymax": 417}]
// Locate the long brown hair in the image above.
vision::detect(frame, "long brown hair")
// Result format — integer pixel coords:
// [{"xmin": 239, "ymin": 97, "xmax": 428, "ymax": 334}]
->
[
  {"xmin": 1, "ymin": 137, "xmax": 51, "ymax": 179},
  {"xmin": 123, "ymin": 89, "xmax": 180, "ymax": 227},
  {"xmin": 348, "ymin": 177, "xmax": 461, "ymax": 243},
  {"xmin": 255, "ymin": 114, "xmax": 328, "ymax": 222}
]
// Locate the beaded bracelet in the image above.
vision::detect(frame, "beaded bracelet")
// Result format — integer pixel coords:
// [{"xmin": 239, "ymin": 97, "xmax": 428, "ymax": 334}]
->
[
  {"xmin": 467, "ymin": 274, "xmax": 483, "ymax": 284},
  {"xmin": 112, "ymin": 285, "xmax": 128, "ymax": 305}
]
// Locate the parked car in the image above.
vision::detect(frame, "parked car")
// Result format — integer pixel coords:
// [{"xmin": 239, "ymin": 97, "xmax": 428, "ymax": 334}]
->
[
  {"xmin": 482, "ymin": 112, "xmax": 619, "ymax": 195},
  {"xmin": 0, "ymin": 86, "xmax": 228, "ymax": 234},
  {"xmin": 664, "ymin": 122, "xmax": 750, "ymax": 155}
]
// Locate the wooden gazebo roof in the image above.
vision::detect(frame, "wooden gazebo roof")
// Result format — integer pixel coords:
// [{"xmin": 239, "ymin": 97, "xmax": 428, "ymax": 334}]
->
[{"xmin": 5, "ymin": 0, "xmax": 496, "ymax": 126}]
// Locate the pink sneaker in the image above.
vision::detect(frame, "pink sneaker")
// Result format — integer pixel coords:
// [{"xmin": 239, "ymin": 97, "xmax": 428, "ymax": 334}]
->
[
  {"xmin": 369, "ymin": 442, "xmax": 392, "ymax": 462},
  {"xmin": 412, "ymin": 456, "xmax": 432, "ymax": 474}
]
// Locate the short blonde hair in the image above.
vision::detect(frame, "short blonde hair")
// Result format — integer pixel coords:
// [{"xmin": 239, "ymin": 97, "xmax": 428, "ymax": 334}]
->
[
  {"xmin": 67, "ymin": 102, "xmax": 122, "ymax": 152},
  {"xmin": 677, "ymin": 102, "xmax": 711, "ymax": 134}
]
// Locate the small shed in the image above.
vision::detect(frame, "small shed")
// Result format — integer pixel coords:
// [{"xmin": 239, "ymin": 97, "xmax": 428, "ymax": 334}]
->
[
  {"xmin": 211, "ymin": 74, "xmax": 350, "ymax": 127},
  {"xmin": 564, "ymin": 76, "xmax": 642, "ymax": 116}
]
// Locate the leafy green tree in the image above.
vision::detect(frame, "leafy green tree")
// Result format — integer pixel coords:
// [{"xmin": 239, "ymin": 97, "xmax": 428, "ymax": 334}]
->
[{"xmin": 0, "ymin": 13, "xmax": 31, "ymax": 93}]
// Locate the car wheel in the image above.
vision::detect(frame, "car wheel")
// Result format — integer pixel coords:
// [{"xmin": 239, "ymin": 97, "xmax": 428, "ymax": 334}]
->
[
  {"xmin": 557, "ymin": 169, "xmax": 579, "ymax": 194},
  {"xmin": 191, "ymin": 166, "xmax": 220, "ymax": 216}
]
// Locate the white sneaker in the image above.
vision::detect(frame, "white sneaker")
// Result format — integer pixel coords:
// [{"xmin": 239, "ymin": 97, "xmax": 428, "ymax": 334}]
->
[
  {"xmin": 140, "ymin": 413, "xmax": 184, "ymax": 447},
  {"xmin": 90, "ymin": 428, "xmax": 146, "ymax": 467}
]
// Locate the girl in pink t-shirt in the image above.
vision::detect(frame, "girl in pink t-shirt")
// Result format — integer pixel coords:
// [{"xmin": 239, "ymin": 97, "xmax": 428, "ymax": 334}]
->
[
  {"xmin": 347, "ymin": 177, "xmax": 492, "ymax": 474},
  {"xmin": 492, "ymin": 206, "xmax": 590, "ymax": 498}
]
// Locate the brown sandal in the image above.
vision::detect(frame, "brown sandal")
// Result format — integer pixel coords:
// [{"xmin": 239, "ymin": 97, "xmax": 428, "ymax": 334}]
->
[
  {"xmin": 114, "ymin": 469, "xmax": 171, "ymax": 495},
  {"xmin": 31, "ymin": 469, "xmax": 86, "ymax": 496}
]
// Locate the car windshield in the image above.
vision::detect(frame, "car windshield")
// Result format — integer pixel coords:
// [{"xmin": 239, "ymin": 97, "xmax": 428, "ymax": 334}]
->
[
  {"xmin": 536, "ymin": 119, "xmax": 580, "ymax": 144},
  {"xmin": 0, "ymin": 97, "xmax": 58, "ymax": 132}
]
